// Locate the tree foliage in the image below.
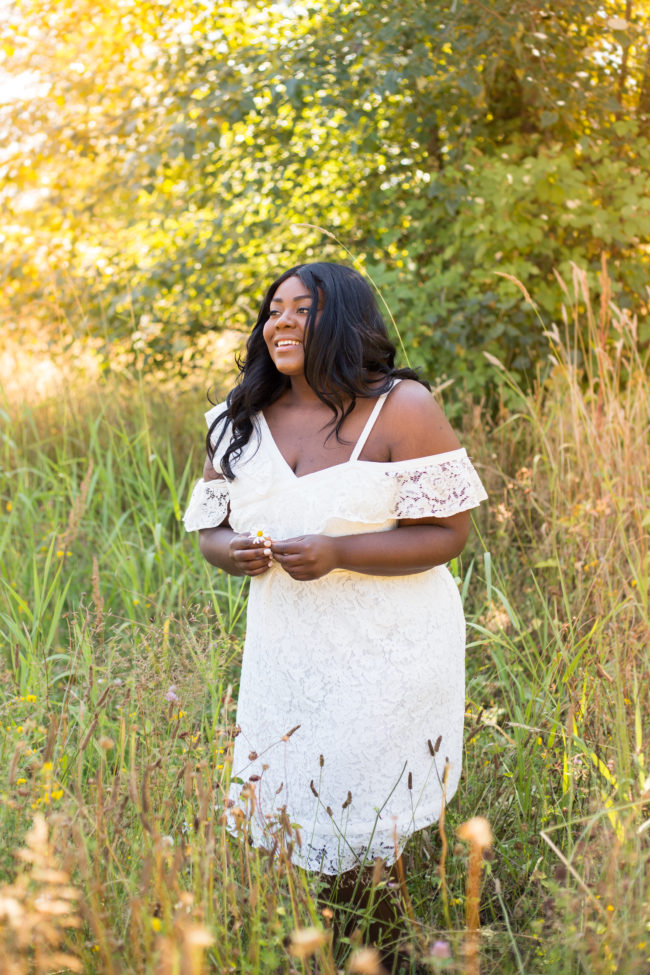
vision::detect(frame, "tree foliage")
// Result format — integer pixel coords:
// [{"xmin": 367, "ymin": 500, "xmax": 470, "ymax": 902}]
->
[{"xmin": 1, "ymin": 0, "xmax": 649, "ymax": 385}]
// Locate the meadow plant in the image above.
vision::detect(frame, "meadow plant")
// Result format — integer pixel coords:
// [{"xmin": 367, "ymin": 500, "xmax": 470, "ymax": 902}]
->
[
  {"xmin": 461, "ymin": 261, "xmax": 649, "ymax": 974},
  {"xmin": 0, "ymin": 264, "xmax": 647, "ymax": 973}
]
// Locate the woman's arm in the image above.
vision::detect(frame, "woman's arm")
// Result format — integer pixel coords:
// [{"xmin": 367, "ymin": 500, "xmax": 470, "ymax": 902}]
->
[
  {"xmin": 198, "ymin": 456, "xmax": 273, "ymax": 577},
  {"xmin": 270, "ymin": 514, "xmax": 469, "ymax": 581},
  {"xmin": 334, "ymin": 512, "xmax": 469, "ymax": 573}
]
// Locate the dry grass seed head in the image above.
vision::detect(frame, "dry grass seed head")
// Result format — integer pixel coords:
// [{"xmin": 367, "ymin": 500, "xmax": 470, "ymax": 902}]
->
[
  {"xmin": 0, "ymin": 814, "xmax": 83, "ymax": 971},
  {"xmin": 289, "ymin": 925, "xmax": 327, "ymax": 959},
  {"xmin": 348, "ymin": 946, "xmax": 388, "ymax": 974}
]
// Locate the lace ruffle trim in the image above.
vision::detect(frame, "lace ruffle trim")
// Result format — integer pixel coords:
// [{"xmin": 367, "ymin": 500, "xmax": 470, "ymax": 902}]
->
[
  {"xmin": 388, "ymin": 452, "xmax": 487, "ymax": 519},
  {"xmin": 183, "ymin": 478, "xmax": 229, "ymax": 532}
]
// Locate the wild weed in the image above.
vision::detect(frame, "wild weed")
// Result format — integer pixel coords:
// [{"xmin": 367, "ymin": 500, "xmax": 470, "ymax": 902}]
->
[{"xmin": 0, "ymin": 262, "xmax": 647, "ymax": 972}]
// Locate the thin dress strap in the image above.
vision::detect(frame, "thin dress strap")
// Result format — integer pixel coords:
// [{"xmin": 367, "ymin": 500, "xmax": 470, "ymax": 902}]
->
[{"xmin": 349, "ymin": 379, "xmax": 402, "ymax": 462}]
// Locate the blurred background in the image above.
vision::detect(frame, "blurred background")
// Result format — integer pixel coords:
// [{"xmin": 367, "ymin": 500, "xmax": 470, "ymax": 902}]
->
[{"xmin": 1, "ymin": 0, "xmax": 649, "ymax": 399}]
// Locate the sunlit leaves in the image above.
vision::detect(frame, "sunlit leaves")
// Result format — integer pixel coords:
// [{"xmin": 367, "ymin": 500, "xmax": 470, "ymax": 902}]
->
[{"xmin": 1, "ymin": 0, "xmax": 650, "ymax": 383}]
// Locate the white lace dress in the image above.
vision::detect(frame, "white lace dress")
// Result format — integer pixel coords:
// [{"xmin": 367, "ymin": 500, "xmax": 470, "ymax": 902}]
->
[{"xmin": 184, "ymin": 388, "xmax": 487, "ymax": 874}]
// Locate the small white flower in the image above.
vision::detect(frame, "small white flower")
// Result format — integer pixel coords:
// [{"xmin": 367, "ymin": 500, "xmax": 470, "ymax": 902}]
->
[{"xmin": 249, "ymin": 527, "xmax": 271, "ymax": 545}]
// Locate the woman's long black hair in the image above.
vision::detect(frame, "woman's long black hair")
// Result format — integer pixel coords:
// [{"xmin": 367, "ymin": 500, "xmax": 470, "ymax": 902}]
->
[{"xmin": 207, "ymin": 262, "xmax": 429, "ymax": 479}]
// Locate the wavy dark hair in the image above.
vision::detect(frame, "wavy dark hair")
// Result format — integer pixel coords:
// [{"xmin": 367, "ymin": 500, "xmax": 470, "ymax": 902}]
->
[{"xmin": 207, "ymin": 262, "xmax": 429, "ymax": 479}]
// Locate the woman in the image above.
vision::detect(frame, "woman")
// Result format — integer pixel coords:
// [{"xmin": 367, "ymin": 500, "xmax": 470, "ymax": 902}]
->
[{"xmin": 184, "ymin": 262, "xmax": 487, "ymax": 877}]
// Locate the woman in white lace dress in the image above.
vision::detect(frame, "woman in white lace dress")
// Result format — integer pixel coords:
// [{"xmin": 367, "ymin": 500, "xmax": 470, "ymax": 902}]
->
[{"xmin": 184, "ymin": 262, "xmax": 486, "ymax": 881}]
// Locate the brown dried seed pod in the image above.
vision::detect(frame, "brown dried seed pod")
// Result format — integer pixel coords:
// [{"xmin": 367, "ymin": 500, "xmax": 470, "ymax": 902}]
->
[{"xmin": 281, "ymin": 724, "xmax": 301, "ymax": 741}]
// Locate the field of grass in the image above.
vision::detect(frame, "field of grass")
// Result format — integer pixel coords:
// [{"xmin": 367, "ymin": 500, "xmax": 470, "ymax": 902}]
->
[{"xmin": 0, "ymin": 268, "xmax": 648, "ymax": 974}]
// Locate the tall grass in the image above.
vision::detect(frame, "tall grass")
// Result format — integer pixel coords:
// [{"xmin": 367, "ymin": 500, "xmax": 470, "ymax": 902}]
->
[
  {"xmin": 462, "ymin": 263, "xmax": 649, "ymax": 974},
  {"xmin": 0, "ymin": 265, "xmax": 647, "ymax": 974}
]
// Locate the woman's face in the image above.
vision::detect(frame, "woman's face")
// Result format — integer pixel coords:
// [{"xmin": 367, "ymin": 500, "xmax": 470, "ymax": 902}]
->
[{"xmin": 262, "ymin": 275, "xmax": 323, "ymax": 377}]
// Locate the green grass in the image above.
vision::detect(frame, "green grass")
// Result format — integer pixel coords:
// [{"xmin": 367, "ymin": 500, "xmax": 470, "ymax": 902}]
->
[{"xmin": 0, "ymin": 269, "xmax": 648, "ymax": 974}]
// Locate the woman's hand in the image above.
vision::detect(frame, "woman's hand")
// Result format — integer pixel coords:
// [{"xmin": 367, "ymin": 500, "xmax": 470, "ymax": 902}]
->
[
  {"xmin": 228, "ymin": 533, "xmax": 274, "ymax": 576},
  {"xmin": 271, "ymin": 535, "xmax": 338, "ymax": 581}
]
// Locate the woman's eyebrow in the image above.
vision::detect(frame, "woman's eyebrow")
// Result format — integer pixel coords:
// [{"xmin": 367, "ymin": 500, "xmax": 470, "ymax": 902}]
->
[{"xmin": 270, "ymin": 294, "xmax": 312, "ymax": 303}]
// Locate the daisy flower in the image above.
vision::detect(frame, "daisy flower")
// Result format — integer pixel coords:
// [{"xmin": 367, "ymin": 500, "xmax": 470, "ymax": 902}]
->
[{"xmin": 250, "ymin": 527, "xmax": 271, "ymax": 545}]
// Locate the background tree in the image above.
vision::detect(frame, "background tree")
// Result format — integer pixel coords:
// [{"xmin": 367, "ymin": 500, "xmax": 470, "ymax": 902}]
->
[{"xmin": 1, "ymin": 0, "xmax": 649, "ymax": 387}]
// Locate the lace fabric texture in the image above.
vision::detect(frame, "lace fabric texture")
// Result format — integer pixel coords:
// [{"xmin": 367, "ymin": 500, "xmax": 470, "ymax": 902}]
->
[
  {"xmin": 184, "ymin": 401, "xmax": 487, "ymax": 873},
  {"xmin": 182, "ymin": 421, "xmax": 487, "ymax": 536},
  {"xmin": 183, "ymin": 478, "xmax": 229, "ymax": 532}
]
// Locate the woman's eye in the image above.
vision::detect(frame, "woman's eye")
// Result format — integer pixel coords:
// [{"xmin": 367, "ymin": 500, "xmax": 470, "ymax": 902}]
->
[{"xmin": 298, "ymin": 306, "xmax": 312, "ymax": 314}]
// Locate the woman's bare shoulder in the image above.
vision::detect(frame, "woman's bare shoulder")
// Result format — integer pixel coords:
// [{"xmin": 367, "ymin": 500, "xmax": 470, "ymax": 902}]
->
[
  {"xmin": 203, "ymin": 454, "xmax": 225, "ymax": 480},
  {"xmin": 382, "ymin": 379, "xmax": 462, "ymax": 461}
]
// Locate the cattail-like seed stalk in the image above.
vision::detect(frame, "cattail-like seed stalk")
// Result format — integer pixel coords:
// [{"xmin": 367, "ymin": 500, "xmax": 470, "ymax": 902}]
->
[{"xmin": 457, "ymin": 816, "xmax": 493, "ymax": 975}]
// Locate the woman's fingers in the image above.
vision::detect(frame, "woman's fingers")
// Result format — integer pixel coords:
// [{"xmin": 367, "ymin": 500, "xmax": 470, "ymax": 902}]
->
[
  {"xmin": 271, "ymin": 535, "xmax": 336, "ymax": 580},
  {"xmin": 237, "ymin": 546, "xmax": 271, "ymax": 561},
  {"xmin": 234, "ymin": 551, "xmax": 268, "ymax": 567},
  {"xmin": 230, "ymin": 535, "xmax": 273, "ymax": 575},
  {"xmin": 274, "ymin": 550, "xmax": 301, "ymax": 563},
  {"xmin": 272, "ymin": 542, "xmax": 310, "ymax": 567},
  {"xmin": 275, "ymin": 556, "xmax": 308, "ymax": 574},
  {"xmin": 275, "ymin": 554, "xmax": 318, "ymax": 579},
  {"xmin": 241, "ymin": 535, "xmax": 333, "ymax": 579},
  {"xmin": 271, "ymin": 537, "xmax": 304, "ymax": 556}
]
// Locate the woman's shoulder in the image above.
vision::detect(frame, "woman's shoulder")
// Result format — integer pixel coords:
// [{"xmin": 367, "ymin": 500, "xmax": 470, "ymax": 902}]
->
[
  {"xmin": 385, "ymin": 377, "xmax": 437, "ymax": 411},
  {"xmin": 382, "ymin": 379, "xmax": 462, "ymax": 461}
]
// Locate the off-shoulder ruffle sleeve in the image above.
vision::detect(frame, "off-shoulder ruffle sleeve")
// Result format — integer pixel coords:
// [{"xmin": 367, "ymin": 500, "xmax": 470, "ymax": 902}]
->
[
  {"xmin": 183, "ymin": 478, "xmax": 229, "ymax": 531},
  {"xmin": 267, "ymin": 448, "xmax": 487, "ymax": 536},
  {"xmin": 183, "ymin": 403, "xmax": 232, "ymax": 532},
  {"xmin": 385, "ymin": 448, "xmax": 487, "ymax": 520}
]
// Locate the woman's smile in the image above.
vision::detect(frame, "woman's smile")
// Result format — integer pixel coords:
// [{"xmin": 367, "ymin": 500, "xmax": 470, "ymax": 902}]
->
[{"xmin": 263, "ymin": 274, "xmax": 321, "ymax": 375}]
